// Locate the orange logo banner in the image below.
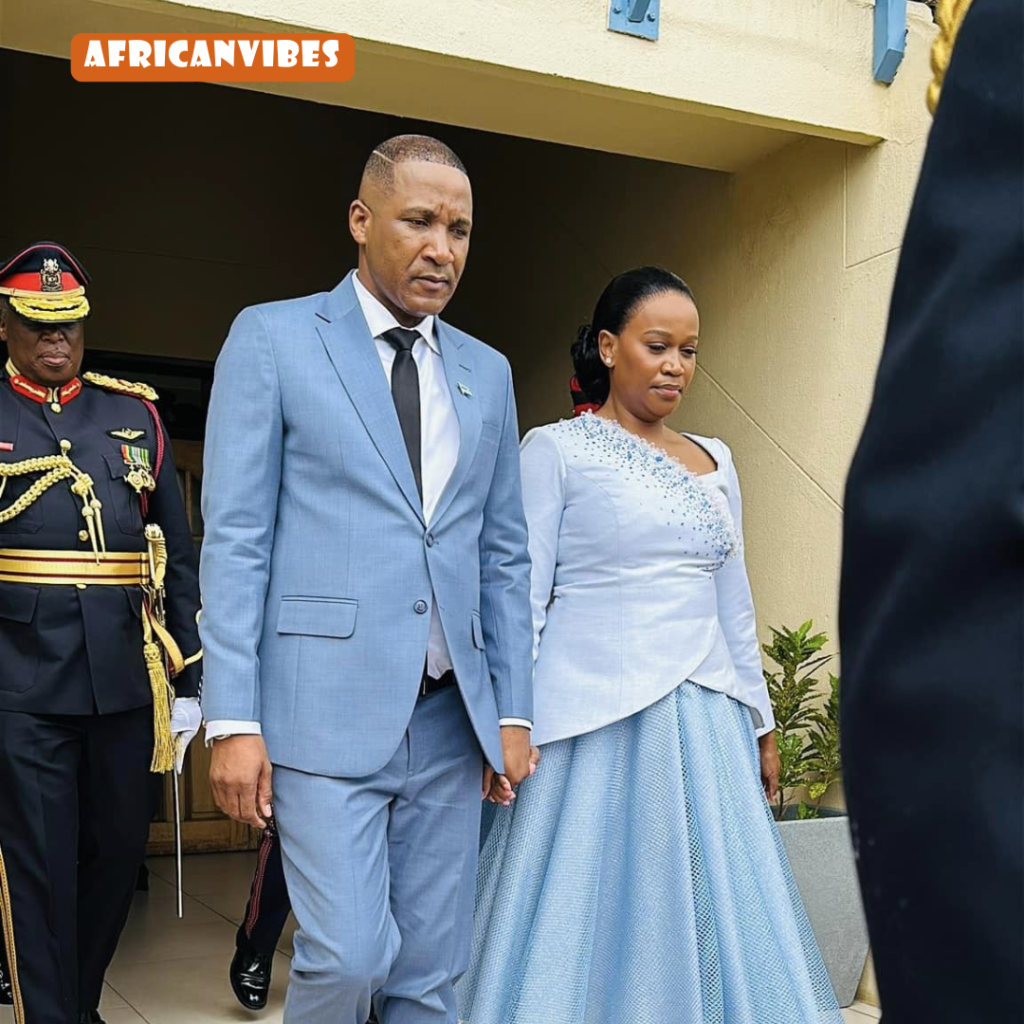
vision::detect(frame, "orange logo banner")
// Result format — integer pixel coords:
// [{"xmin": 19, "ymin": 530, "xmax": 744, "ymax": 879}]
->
[{"xmin": 70, "ymin": 34, "xmax": 355, "ymax": 82}]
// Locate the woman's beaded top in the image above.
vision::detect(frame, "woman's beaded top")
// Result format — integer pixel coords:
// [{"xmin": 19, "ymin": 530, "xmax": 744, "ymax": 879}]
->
[
  {"xmin": 519, "ymin": 411, "xmax": 774, "ymax": 745},
  {"xmin": 551, "ymin": 412, "xmax": 738, "ymax": 568}
]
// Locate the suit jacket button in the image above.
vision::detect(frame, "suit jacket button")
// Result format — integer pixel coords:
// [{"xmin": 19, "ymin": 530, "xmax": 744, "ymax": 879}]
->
[
  {"xmin": 414, "ymin": 600, "xmax": 428, "ymax": 615},
  {"xmin": 425, "ymin": 533, "xmax": 435, "ymax": 547}
]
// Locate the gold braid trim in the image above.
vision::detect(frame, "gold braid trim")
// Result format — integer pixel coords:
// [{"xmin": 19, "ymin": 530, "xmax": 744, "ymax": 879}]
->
[
  {"xmin": 0, "ymin": 455, "xmax": 106, "ymax": 557},
  {"xmin": 143, "ymin": 524, "xmax": 178, "ymax": 773},
  {"xmin": 928, "ymin": 0, "xmax": 975, "ymax": 114},
  {"xmin": 143, "ymin": 608, "xmax": 177, "ymax": 774},
  {"xmin": 82, "ymin": 371, "xmax": 159, "ymax": 402},
  {"xmin": 0, "ymin": 458, "xmax": 75, "ymax": 523},
  {"xmin": 0, "ymin": 844, "xmax": 25, "ymax": 1024}
]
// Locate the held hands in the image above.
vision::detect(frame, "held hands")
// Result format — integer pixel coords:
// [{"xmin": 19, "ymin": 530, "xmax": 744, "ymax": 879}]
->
[
  {"xmin": 209, "ymin": 734, "xmax": 274, "ymax": 829},
  {"xmin": 758, "ymin": 731, "xmax": 780, "ymax": 804},
  {"xmin": 483, "ymin": 729, "xmax": 541, "ymax": 806}
]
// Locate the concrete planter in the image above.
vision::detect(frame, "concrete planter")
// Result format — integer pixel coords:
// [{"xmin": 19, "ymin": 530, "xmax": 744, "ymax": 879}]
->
[{"xmin": 777, "ymin": 811, "xmax": 870, "ymax": 1007}]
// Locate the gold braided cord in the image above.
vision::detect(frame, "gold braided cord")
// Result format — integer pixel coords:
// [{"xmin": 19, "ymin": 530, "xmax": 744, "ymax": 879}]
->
[
  {"xmin": 8, "ymin": 296, "xmax": 90, "ymax": 323},
  {"xmin": 0, "ymin": 845, "xmax": 24, "ymax": 1024},
  {"xmin": 142, "ymin": 524, "xmax": 179, "ymax": 773},
  {"xmin": 0, "ymin": 454, "xmax": 107, "ymax": 556},
  {"xmin": 928, "ymin": 0, "xmax": 975, "ymax": 114},
  {"xmin": 82, "ymin": 371, "xmax": 159, "ymax": 402},
  {"xmin": 182, "ymin": 648, "xmax": 204, "ymax": 669},
  {"xmin": 0, "ymin": 456, "xmax": 79, "ymax": 524},
  {"xmin": 143, "ymin": 623, "xmax": 177, "ymax": 773}
]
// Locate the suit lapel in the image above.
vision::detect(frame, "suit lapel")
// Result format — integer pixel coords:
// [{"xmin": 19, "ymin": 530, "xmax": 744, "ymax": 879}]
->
[
  {"xmin": 432, "ymin": 321, "xmax": 481, "ymax": 526},
  {"xmin": 315, "ymin": 276, "xmax": 425, "ymax": 525}
]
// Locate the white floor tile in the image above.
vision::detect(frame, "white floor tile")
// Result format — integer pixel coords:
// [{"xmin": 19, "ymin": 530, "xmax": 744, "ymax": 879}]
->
[
  {"xmin": 842, "ymin": 1009, "xmax": 879, "ymax": 1023},
  {"xmin": 847, "ymin": 1002, "xmax": 882, "ymax": 1020},
  {"xmin": 99, "ymin": 1009, "xmax": 150, "ymax": 1024},
  {"xmin": 112, "ymin": 917, "xmax": 241, "ymax": 967},
  {"xmin": 5, "ymin": 851, "xmax": 897, "ymax": 1023},
  {"xmin": 133, "ymin": 872, "xmax": 234, "ymax": 926},
  {"xmin": 191, "ymin": 889, "xmax": 247, "ymax": 927},
  {"xmin": 149, "ymin": 853, "xmax": 258, "ymax": 900},
  {"xmin": 106, "ymin": 951, "xmax": 289, "ymax": 1024},
  {"xmin": 0, "ymin": 982, "xmax": 134, "ymax": 1021},
  {"xmin": 102, "ymin": 981, "xmax": 130, "ymax": 1009}
]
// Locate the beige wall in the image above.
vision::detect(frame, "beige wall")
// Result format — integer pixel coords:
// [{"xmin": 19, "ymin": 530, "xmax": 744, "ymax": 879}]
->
[
  {"xmin": 2, "ymin": 0, "xmax": 936, "ymax": 172},
  {"xmin": 0, "ymin": 48, "xmax": 718, "ymax": 382},
  {"xmin": 0, "ymin": 11, "xmax": 936, "ymax": 653},
  {"xmin": 1, "ymin": 4, "xmax": 938, "ymax": 1005},
  {"xmin": 97, "ymin": 0, "xmax": 919, "ymax": 145}
]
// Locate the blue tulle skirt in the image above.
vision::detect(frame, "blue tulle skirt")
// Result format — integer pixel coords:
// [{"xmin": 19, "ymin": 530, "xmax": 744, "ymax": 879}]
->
[{"xmin": 456, "ymin": 682, "xmax": 844, "ymax": 1024}]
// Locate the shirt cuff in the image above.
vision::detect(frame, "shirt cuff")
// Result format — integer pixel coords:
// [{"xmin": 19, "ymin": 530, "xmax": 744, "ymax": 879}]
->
[
  {"xmin": 204, "ymin": 720, "xmax": 262, "ymax": 745},
  {"xmin": 498, "ymin": 718, "xmax": 533, "ymax": 730}
]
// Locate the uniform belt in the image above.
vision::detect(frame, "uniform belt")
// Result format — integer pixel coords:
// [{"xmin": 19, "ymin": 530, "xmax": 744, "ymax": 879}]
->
[
  {"xmin": 0, "ymin": 548, "xmax": 150, "ymax": 586},
  {"xmin": 421, "ymin": 668, "xmax": 456, "ymax": 699}
]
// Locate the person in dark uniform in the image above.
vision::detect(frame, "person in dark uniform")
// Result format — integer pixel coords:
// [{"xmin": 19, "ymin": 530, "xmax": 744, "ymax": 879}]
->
[
  {"xmin": 840, "ymin": 2, "xmax": 1022, "ymax": 1023},
  {"xmin": 230, "ymin": 818, "xmax": 292, "ymax": 1011},
  {"xmin": 0, "ymin": 934, "xmax": 11, "ymax": 1006},
  {"xmin": 0, "ymin": 242, "xmax": 204, "ymax": 1024}
]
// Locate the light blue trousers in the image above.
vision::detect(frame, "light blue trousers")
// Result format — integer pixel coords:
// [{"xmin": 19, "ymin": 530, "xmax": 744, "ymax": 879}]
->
[{"xmin": 273, "ymin": 685, "xmax": 484, "ymax": 1024}]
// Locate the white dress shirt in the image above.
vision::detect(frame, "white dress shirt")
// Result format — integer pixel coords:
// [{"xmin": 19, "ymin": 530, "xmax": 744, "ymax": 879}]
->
[{"xmin": 205, "ymin": 272, "xmax": 529, "ymax": 742}]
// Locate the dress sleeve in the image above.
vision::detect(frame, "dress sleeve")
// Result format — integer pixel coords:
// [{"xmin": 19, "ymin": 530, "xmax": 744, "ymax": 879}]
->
[
  {"xmin": 519, "ymin": 428, "xmax": 568, "ymax": 663},
  {"xmin": 714, "ymin": 444, "xmax": 776, "ymax": 735}
]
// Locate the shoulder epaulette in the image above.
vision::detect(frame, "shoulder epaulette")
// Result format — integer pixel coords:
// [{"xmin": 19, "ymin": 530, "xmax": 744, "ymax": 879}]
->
[{"xmin": 82, "ymin": 371, "xmax": 159, "ymax": 402}]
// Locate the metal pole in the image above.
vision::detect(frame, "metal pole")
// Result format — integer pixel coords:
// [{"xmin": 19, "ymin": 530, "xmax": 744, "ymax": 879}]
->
[{"xmin": 173, "ymin": 764, "xmax": 184, "ymax": 919}]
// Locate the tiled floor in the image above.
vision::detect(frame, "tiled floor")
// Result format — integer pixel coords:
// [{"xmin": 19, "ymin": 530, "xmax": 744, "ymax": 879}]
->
[{"xmin": 1, "ymin": 853, "xmax": 882, "ymax": 1023}]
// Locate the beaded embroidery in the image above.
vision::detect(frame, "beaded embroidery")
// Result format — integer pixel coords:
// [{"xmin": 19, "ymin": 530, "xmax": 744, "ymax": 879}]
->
[{"xmin": 551, "ymin": 412, "xmax": 739, "ymax": 568}]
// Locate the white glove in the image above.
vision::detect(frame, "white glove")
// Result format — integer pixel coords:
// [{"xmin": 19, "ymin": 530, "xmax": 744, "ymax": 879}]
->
[{"xmin": 170, "ymin": 697, "xmax": 203, "ymax": 774}]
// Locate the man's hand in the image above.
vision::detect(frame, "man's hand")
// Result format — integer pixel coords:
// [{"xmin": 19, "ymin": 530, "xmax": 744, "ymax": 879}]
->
[
  {"xmin": 500, "ymin": 725, "xmax": 532, "ymax": 788},
  {"xmin": 483, "ymin": 745, "xmax": 541, "ymax": 806},
  {"xmin": 209, "ymin": 735, "xmax": 273, "ymax": 829}
]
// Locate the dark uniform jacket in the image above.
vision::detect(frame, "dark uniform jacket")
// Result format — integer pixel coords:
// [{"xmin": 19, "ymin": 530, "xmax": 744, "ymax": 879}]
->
[
  {"xmin": 839, "ymin": 0, "xmax": 1023, "ymax": 1020},
  {"xmin": 0, "ymin": 366, "xmax": 202, "ymax": 714}
]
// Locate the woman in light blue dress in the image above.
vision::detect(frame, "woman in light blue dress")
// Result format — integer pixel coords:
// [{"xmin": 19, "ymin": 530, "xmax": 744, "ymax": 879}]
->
[{"xmin": 457, "ymin": 267, "xmax": 843, "ymax": 1024}]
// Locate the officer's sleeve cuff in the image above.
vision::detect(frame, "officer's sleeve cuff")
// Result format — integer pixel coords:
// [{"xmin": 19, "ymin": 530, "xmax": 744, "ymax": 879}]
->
[
  {"xmin": 498, "ymin": 718, "xmax": 533, "ymax": 730},
  {"xmin": 204, "ymin": 720, "xmax": 263, "ymax": 745}
]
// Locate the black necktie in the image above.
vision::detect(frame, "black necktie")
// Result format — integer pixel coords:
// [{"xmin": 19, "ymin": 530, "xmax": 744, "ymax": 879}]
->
[{"xmin": 380, "ymin": 327, "xmax": 423, "ymax": 501}]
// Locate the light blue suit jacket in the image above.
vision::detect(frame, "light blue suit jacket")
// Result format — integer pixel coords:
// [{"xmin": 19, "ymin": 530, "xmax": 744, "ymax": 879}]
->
[{"xmin": 198, "ymin": 273, "xmax": 533, "ymax": 777}]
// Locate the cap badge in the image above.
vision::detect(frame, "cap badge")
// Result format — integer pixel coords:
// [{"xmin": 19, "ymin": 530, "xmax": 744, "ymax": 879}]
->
[{"xmin": 39, "ymin": 258, "xmax": 63, "ymax": 293}]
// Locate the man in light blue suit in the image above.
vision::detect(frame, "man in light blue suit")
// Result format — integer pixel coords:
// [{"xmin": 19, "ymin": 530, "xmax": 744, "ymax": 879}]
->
[{"xmin": 198, "ymin": 135, "xmax": 534, "ymax": 1024}]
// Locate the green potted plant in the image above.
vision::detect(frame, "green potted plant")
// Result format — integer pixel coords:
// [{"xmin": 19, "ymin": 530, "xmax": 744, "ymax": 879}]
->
[
  {"xmin": 763, "ymin": 620, "xmax": 842, "ymax": 821},
  {"xmin": 763, "ymin": 620, "xmax": 869, "ymax": 1008}
]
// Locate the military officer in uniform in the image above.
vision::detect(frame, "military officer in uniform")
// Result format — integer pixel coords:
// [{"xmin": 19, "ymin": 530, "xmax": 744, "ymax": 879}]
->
[
  {"xmin": 840, "ymin": 2, "xmax": 1022, "ymax": 1022},
  {"xmin": 0, "ymin": 935, "xmax": 12, "ymax": 1006},
  {"xmin": 0, "ymin": 242, "xmax": 204, "ymax": 1024}
]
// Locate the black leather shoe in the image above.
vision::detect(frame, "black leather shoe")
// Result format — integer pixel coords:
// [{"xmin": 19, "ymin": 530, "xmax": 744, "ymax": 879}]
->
[
  {"xmin": 0, "ymin": 958, "xmax": 12, "ymax": 1006},
  {"xmin": 230, "ymin": 946, "xmax": 274, "ymax": 1011},
  {"xmin": 79, "ymin": 1013, "xmax": 106, "ymax": 1024}
]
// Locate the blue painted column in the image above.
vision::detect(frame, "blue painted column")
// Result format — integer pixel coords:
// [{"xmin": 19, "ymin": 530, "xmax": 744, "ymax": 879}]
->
[{"xmin": 874, "ymin": 0, "xmax": 908, "ymax": 83}]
